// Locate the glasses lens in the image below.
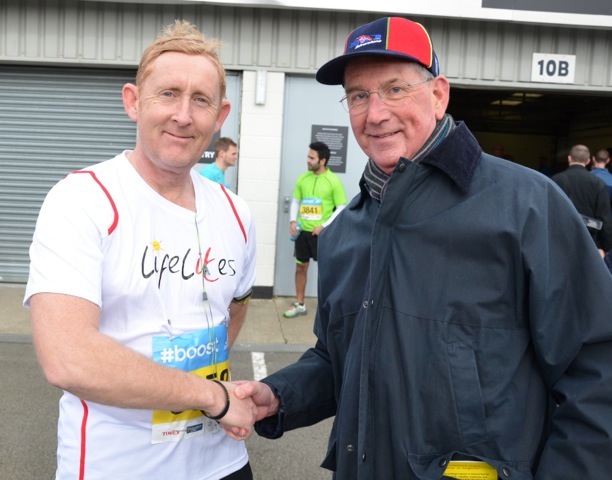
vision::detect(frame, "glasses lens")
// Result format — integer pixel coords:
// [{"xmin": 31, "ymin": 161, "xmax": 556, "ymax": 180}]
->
[
  {"xmin": 340, "ymin": 97, "xmax": 350, "ymax": 112},
  {"xmin": 382, "ymin": 84, "xmax": 408, "ymax": 103},
  {"xmin": 341, "ymin": 92, "xmax": 369, "ymax": 113}
]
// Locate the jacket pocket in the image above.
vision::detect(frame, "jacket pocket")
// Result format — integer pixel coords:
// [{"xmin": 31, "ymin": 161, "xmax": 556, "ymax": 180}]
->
[{"xmin": 447, "ymin": 342, "xmax": 489, "ymax": 446}]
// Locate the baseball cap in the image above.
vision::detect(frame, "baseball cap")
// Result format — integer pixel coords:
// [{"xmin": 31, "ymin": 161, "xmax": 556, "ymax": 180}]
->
[{"xmin": 316, "ymin": 17, "xmax": 440, "ymax": 86}]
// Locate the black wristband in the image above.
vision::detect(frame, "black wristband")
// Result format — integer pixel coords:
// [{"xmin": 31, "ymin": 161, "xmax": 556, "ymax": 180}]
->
[{"xmin": 201, "ymin": 380, "xmax": 230, "ymax": 421}]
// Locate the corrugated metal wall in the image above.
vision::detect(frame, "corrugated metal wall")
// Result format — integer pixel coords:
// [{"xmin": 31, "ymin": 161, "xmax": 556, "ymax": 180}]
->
[
  {"xmin": 0, "ymin": 66, "xmax": 136, "ymax": 282},
  {"xmin": 431, "ymin": 17, "xmax": 612, "ymax": 91},
  {"xmin": 1, "ymin": 0, "xmax": 611, "ymax": 91}
]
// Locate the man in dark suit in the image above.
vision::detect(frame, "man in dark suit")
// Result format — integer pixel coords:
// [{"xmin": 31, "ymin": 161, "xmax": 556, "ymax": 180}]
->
[{"xmin": 552, "ymin": 144, "xmax": 612, "ymax": 262}]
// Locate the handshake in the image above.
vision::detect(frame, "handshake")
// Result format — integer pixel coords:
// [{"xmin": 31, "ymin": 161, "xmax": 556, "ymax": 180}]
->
[{"xmin": 201, "ymin": 380, "xmax": 278, "ymax": 441}]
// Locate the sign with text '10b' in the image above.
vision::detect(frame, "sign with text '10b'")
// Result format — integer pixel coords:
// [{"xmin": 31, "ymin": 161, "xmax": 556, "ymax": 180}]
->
[{"xmin": 531, "ymin": 53, "xmax": 576, "ymax": 84}]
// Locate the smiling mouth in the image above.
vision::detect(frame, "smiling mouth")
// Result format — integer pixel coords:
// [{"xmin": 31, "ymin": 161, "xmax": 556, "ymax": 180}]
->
[
  {"xmin": 371, "ymin": 131, "xmax": 398, "ymax": 138},
  {"xmin": 166, "ymin": 131, "xmax": 192, "ymax": 140}
]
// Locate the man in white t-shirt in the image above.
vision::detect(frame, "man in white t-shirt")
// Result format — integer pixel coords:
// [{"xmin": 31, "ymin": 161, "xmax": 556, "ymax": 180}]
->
[{"xmin": 24, "ymin": 20, "xmax": 257, "ymax": 480}]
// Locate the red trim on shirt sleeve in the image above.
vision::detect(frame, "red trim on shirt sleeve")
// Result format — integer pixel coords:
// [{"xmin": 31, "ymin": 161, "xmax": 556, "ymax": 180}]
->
[
  {"xmin": 79, "ymin": 399, "xmax": 89, "ymax": 480},
  {"xmin": 219, "ymin": 184, "xmax": 247, "ymax": 243},
  {"xmin": 70, "ymin": 170, "xmax": 119, "ymax": 235}
]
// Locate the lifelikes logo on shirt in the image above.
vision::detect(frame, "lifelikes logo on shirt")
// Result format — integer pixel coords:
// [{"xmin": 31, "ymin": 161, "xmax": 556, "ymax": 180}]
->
[{"xmin": 141, "ymin": 239, "xmax": 237, "ymax": 288}]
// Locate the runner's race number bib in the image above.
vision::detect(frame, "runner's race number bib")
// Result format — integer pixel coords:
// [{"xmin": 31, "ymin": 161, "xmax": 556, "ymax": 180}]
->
[
  {"xmin": 299, "ymin": 198, "xmax": 323, "ymax": 221},
  {"xmin": 151, "ymin": 325, "xmax": 229, "ymax": 444}
]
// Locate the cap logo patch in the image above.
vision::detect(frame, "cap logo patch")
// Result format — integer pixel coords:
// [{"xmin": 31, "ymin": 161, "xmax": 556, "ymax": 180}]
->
[{"xmin": 350, "ymin": 34, "xmax": 382, "ymax": 51}]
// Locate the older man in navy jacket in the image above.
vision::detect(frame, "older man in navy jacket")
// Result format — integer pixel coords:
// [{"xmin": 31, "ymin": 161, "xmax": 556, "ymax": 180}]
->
[{"xmin": 233, "ymin": 17, "xmax": 612, "ymax": 480}]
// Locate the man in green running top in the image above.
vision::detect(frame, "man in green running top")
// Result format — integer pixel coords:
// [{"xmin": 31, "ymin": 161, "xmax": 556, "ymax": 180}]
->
[{"xmin": 284, "ymin": 141, "xmax": 347, "ymax": 318}]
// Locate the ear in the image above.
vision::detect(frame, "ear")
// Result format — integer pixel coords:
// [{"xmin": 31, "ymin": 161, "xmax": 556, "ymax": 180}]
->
[
  {"xmin": 214, "ymin": 100, "xmax": 231, "ymax": 132},
  {"xmin": 431, "ymin": 76, "xmax": 451, "ymax": 121},
  {"xmin": 122, "ymin": 83, "xmax": 139, "ymax": 122}
]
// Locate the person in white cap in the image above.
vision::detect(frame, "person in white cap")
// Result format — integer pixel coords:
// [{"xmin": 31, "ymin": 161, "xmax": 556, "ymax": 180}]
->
[{"xmin": 233, "ymin": 16, "xmax": 612, "ymax": 480}]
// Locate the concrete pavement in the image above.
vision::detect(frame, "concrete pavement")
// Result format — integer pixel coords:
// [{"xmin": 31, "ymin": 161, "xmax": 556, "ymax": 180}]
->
[{"xmin": 0, "ymin": 283, "xmax": 319, "ymax": 350}]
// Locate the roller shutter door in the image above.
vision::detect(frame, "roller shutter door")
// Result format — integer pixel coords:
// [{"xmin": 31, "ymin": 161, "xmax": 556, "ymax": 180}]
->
[{"xmin": 0, "ymin": 66, "xmax": 137, "ymax": 283}]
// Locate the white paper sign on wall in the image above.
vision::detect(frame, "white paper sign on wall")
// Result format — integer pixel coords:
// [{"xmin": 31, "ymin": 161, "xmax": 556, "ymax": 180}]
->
[{"xmin": 531, "ymin": 53, "xmax": 576, "ymax": 84}]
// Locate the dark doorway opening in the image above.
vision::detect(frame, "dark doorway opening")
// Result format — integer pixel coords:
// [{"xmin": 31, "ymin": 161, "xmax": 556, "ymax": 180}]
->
[{"xmin": 448, "ymin": 86, "xmax": 612, "ymax": 174}]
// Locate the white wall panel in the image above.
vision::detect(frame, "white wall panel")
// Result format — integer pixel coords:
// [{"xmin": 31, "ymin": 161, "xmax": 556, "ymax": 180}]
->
[
  {"xmin": 517, "ymin": 28, "xmax": 535, "ymax": 82},
  {"xmin": 297, "ymin": 11, "xmax": 315, "ymax": 70},
  {"xmin": 237, "ymin": 8, "xmax": 256, "ymax": 67},
  {"xmin": 591, "ymin": 30, "xmax": 608, "ymax": 88},
  {"xmin": 440, "ymin": 18, "xmax": 462, "ymax": 80},
  {"xmin": 276, "ymin": 9, "xmax": 293, "ymax": 69},
  {"xmin": 481, "ymin": 22, "xmax": 498, "ymax": 81},
  {"xmin": 257, "ymin": 12, "xmax": 274, "ymax": 68},
  {"xmin": 499, "ymin": 24, "xmax": 517, "ymax": 80}
]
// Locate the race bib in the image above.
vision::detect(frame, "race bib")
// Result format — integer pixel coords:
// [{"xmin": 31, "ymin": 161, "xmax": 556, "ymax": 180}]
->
[
  {"xmin": 150, "ymin": 325, "xmax": 230, "ymax": 444},
  {"xmin": 299, "ymin": 197, "xmax": 323, "ymax": 221}
]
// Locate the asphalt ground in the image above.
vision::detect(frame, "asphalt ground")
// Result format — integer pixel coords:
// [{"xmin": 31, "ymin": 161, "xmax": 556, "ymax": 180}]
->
[{"xmin": 0, "ymin": 285, "xmax": 332, "ymax": 480}]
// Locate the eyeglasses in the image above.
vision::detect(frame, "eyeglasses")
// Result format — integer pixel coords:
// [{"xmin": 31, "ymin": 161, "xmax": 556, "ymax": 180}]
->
[{"xmin": 339, "ymin": 78, "xmax": 433, "ymax": 113}]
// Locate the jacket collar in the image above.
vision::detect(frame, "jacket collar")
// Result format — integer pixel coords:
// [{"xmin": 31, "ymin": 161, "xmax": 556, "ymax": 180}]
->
[{"xmin": 356, "ymin": 121, "xmax": 481, "ymax": 207}]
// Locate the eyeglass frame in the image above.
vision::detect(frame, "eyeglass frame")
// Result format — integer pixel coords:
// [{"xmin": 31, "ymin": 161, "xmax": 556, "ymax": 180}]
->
[{"xmin": 339, "ymin": 78, "xmax": 433, "ymax": 113}]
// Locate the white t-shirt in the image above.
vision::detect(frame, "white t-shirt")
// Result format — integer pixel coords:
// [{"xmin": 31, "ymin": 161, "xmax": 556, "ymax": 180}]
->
[{"xmin": 25, "ymin": 152, "xmax": 256, "ymax": 480}]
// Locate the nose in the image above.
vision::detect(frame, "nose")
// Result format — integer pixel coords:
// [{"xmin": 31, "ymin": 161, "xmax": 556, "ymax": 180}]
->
[
  {"xmin": 363, "ymin": 92, "xmax": 391, "ymax": 123},
  {"xmin": 173, "ymin": 97, "xmax": 193, "ymax": 125}
]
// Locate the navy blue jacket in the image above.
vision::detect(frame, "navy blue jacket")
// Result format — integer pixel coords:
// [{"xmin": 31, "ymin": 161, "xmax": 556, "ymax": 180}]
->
[{"xmin": 257, "ymin": 123, "xmax": 612, "ymax": 479}]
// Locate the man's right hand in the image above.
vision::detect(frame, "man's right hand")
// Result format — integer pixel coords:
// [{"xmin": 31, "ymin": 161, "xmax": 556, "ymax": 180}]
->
[
  {"xmin": 222, "ymin": 381, "xmax": 280, "ymax": 440},
  {"xmin": 232, "ymin": 381, "xmax": 280, "ymax": 420},
  {"xmin": 214, "ymin": 381, "xmax": 259, "ymax": 440}
]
